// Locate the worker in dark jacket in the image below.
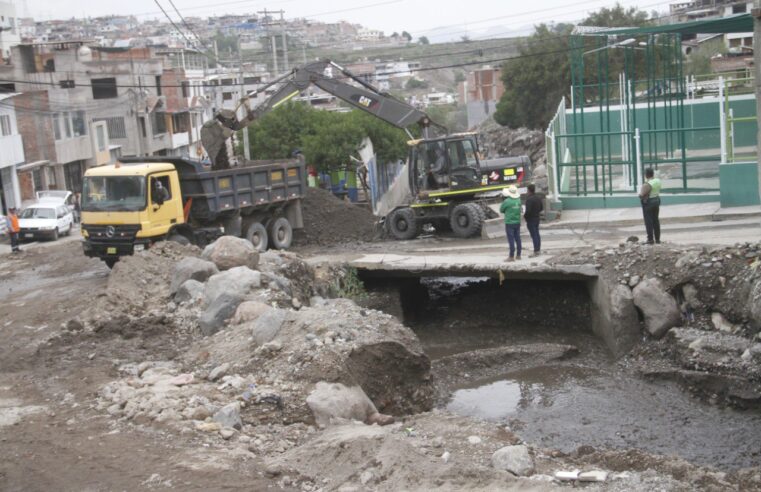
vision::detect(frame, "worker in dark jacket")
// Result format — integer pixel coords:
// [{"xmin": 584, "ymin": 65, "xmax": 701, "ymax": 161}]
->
[{"xmin": 524, "ymin": 184, "xmax": 543, "ymax": 257}]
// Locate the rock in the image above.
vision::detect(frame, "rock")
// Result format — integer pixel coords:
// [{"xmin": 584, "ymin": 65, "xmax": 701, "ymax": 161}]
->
[
  {"xmin": 65, "ymin": 318, "xmax": 84, "ymax": 331},
  {"xmin": 291, "ymin": 297, "xmax": 302, "ymax": 310},
  {"xmin": 467, "ymin": 435, "xmax": 482, "ymax": 444},
  {"xmin": 219, "ymin": 428, "xmax": 236, "ymax": 440},
  {"xmin": 554, "ymin": 470, "xmax": 580, "ymax": 481},
  {"xmin": 175, "ymin": 279, "xmax": 205, "ymax": 305},
  {"xmin": 213, "ymin": 402, "xmax": 242, "ymax": 430},
  {"xmin": 170, "ymin": 257, "xmax": 219, "ymax": 294},
  {"xmin": 263, "ymin": 273, "xmax": 292, "ymax": 296},
  {"xmin": 208, "ymin": 362, "xmax": 231, "ymax": 381},
  {"xmin": 202, "ymin": 236, "xmax": 259, "ymax": 271},
  {"xmin": 491, "ymin": 445, "xmax": 534, "ymax": 476},
  {"xmin": 305, "ymin": 382, "xmax": 377, "ymax": 428},
  {"xmin": 366, "ymin": 412, "xmax": 395, "ymax": 426},
  {"xmin": 231, "ymin": 301, "xmax": 271, "ymax": 325},
  {"xmin": 628, "ymin": 275, "xmax": 640, "ymax": 288},
  {"xmin": 682, "ymin": 283, "xmax": 701, "ymax": 310},
  {"xmin": 626, "ymin": 236, "xmax": 638, "ymax": 243},
  {"xmin": 675, "ymin": 250, "xmax": 700, "ymax": 269},
  {"xmin": 199, "ymin": 292, "xmax": 244, "ymax": 336},
  {"xmin": 250, "ymin": 309, "xmax": 288, "ymax": 346},
  {"xmin": 632, "ymin": 278, "xmax": 681, "ymax": 338},
  {"xmin": 203, "ymin": 266, "xmax": 261, "ymax": 307},
  {"xmin": 532, "ymin": 164, "xmax": 547, "ymax": 178},
  {"xmin": 441, "ymin": 451, "xmax": 451, "ymax": 463},
  {"xmin": 711, "ymin": 312, "xmax": 737, "ymax": 333},
  {"xmin": 359, "ymin": 470, "xmax": 374, "ymax": 486},
  {"xmin": 749, "ymin": 280, "xmax": 761, "ymax": 330},
  {"xmin": 196, "ymin": 422, "xmax": 222, "ymax": 432}
]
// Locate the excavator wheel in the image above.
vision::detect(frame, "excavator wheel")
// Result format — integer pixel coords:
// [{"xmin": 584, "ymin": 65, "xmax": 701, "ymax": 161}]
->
[
  {"xmin": 387, "ymin": 208, "xmax": 419, "ymax": 240},
  {"xmin": 450, "ymin": 203, "xmax": 483, "ymax": 238}
]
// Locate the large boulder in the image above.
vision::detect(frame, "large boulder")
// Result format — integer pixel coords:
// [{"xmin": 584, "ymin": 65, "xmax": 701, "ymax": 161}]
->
[
  {"xmin": 203, "ymin": 266, "xmax": 261, "ymax": 307},
  {"xmin": 749, "ymin": 280, "xmax": 761, "ymax": 330},
  {"xmin": 202, "ymin": 236, "xmax": 259, "ymax": 271},
  {"xmin": 250, "ymin": 308, "xmax": 288, "ymax": 345},
  {"xmin": 491, "ymin": 445, "xmax": 534, "ymax": 476},
  {"xmin": 306, "ymin": 382, "xmax": 377, "ymax": 428},
  {"xmin": 632, "ymin": 278, "xmax": 681, "ymax": 338},
  {"xmin": 213, "ymin": 402, "xmax": 242, "ymax": 429},
  {"xmin": 199, "ymin": 292, "xmax": 244, "ymax": 335},
  {"xmin": 170, "ymin": 257, "xmax": 219, "ymax": 295},
  {"xmin": 175, "ymin": 279, "xmax": 204, "ymax": 305}
]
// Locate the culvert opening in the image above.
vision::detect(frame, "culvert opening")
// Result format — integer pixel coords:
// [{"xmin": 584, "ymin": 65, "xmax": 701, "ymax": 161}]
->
[{"xmin": 358, "ymin": 273, "xmax": 761, "ymax": 470}]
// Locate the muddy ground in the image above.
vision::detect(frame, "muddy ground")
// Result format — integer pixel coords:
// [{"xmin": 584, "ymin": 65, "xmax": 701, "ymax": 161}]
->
[{"xmin": 1, "ymin": 239, "xmax": 760, "ymax": 491}]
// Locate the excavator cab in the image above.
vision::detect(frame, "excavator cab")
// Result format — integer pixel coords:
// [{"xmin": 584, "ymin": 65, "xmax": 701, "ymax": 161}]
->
[{"xmin": 409, "ymin": 135, "xmax": 482, "ymax": 194}]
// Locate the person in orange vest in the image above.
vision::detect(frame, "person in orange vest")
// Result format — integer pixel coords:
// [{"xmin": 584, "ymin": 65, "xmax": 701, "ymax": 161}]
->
[{"xmin": 6, "ymin": 207, "xmax": 21, "ymax": 253}]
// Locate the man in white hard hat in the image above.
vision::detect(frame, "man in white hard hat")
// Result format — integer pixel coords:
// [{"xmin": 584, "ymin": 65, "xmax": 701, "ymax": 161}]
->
[{"xmin": 499, "ymin": 185, "xmax": 522, "ymax": 261}]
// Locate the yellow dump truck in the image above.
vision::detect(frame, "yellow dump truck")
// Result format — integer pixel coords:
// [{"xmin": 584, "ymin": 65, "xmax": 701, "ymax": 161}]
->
[{"xmin": 81, "ymin": 157, "xmax": 305, "ymax": 268}]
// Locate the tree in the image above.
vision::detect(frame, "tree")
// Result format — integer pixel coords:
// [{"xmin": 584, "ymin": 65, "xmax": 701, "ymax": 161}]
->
[
  {"xmin": 401, "ymin": 31, "xmax": 412, "ymax": 42},
  {"xmin": 405, "ymin": 78, "xmax": 428, "ymax": 89},
  {"xmin": 494, "ymin": 3, "xmax": 651, "ymax": 129},
  {"xmin": 460, "ymin": 35, "xmax": 471, "ymax": 43},
  {"xmin": 246, "ymin": 102, "xmax": 409, "ymax": 171},
  {"xmin": 418, "ymin": 36, "xmax": 430, "ymax": 45}
]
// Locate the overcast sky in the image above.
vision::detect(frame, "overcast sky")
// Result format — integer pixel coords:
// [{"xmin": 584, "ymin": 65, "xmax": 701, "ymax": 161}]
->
[{"xmin": 24, "ymin": 0, "xmax": 674, "ymax": 42}]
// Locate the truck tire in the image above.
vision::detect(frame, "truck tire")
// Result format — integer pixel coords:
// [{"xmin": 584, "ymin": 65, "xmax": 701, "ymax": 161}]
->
[
  {"xmin": 387, "ymin": 208, "xmax": 418, "ymax": 240},
  {"xmin": 168, "ymin": 233, "xmax": 190, "ymax": 245},
  {"xmin": 450, "ymin": 203, "xmax": 483, "ymax": 238},
  {"xmin": 245, "ymin": 222, "xmax": 268, "ymax": 252},
  {"xmin": 268, "ymin": 217, "xmax": 293, "ymax": 250}
]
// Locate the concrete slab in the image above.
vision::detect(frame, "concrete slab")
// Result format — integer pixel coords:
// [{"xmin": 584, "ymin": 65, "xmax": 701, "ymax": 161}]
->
[{"xmin": 345, "ymin": 253, "xmax": 599, "ymax": 279}]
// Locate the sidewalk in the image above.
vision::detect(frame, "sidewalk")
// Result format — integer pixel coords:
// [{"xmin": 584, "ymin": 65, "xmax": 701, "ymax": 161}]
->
[{"xmin": 544, "ymin": 202, "xmax": 761, "ymax": 229}]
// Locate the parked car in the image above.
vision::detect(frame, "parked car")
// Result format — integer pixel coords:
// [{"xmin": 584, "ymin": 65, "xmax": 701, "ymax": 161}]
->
[{"xmin": 18, "ymin": 202, "xmax": 74, "ymax": 241}]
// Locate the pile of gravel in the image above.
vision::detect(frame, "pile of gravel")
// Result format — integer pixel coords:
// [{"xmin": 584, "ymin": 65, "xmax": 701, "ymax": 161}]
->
[{"xmin": 294, "ymin": 188, "xmax": 379, "ymax": 246}]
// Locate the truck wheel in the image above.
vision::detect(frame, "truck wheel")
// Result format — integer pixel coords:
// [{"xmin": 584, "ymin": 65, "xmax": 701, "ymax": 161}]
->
[
  {"xmin": 450, "ymin": 203, "xmax": 483, "ymax": 238},
  {"xmin": 268, "ymin": 217, "xmax": 293, "ymax": 250},
  {"xmin": 104, "ymin": 258, "xmax": 118, "ymax": 269},
  {"xmin": 245, "ymin": 222, "xmax": 268, "ymax": 252},
  {"xmin": 168, "ymin": 234, "xmax": 190, "ymax": 245},
  {"xmin": 387, "ymin": 208, "xmax": 418, "ymax": 240}
]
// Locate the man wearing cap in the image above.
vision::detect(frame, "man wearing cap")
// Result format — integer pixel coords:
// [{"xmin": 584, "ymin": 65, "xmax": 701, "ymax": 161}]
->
[
  {"xmin": 6, "ymin": 207, "xmax": 21, "ymax": 253},
  {"xmin": 499, "ymin": 185, "xmax": 522, "ymax": 261}
]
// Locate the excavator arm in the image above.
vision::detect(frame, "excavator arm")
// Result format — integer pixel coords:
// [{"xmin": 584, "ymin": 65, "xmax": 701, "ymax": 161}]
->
[{"xmin": 201, "ymin": 59, "xmax": 445, "ymax": 169}]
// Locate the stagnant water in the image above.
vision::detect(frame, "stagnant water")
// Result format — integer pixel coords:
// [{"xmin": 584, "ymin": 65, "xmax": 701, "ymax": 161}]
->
[{"xmin": 373, "ymin": 276, "xmax": 761, "ymax": 470}]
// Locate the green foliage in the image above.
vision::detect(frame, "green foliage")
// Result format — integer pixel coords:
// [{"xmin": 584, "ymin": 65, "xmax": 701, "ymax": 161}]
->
[
  {"xmin": 402, "ymin": 31, "xmax": 412, "ymax": 42},
  {"xmin": 454, "ymin": 71, "xmax": 466, "ymax": 84},
  {"xmin": 426, "ymin": 104, "xmax": 468, "ymax": 132},
  {"xmin": 418, "ymin": 36, "xmax": 430, "ymax": 45},
  {"xmin": 332, "ymin": 267, "xmax": 367, "ymax": 300},
  {"xmin": 405, "ymin": 78, "xmax": 428, "ymax": 89},
  {"xmin": 495, "ymin": 3, "xmax": 651, "ymax": 129},
  {"xmin": 246, "ymin": 102, "xmax": 409, "ymax": 171}
]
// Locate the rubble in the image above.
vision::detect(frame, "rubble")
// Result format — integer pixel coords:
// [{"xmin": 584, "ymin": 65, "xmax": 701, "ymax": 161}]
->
[{"xmin": 201, "ymin": 235, "xmax": 260, "ymax": 271}]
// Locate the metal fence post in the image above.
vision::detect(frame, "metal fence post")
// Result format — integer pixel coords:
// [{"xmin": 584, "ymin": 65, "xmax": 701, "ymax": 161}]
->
[
  {"xmin": 719, "ymin": 76, "xmax": 727, "ymax": 164},
  {"xmin": 634, "ymin": 128, "xmax": 642, "ymax": 187}
]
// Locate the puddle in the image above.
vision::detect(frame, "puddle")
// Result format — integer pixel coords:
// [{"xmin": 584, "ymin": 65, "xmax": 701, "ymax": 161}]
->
[{"xmin": 388, "ymin": 276, "xmax": 761, "ymax": 470}]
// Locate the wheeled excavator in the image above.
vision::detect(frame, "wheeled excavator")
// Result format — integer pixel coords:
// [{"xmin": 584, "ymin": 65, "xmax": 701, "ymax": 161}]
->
[{"xmin": 201, "ymin": 59, "xmax": 529, "ymax": 240}]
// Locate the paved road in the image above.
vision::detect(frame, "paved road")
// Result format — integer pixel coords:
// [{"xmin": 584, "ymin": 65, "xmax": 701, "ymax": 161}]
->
[{"xmin": 0, "ymin": 224, "xmax": 82, "ymax": 256}]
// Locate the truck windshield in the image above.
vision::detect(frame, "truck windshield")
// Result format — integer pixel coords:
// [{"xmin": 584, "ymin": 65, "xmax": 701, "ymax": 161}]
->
[{"xmin": 81, "ymin": 176, "xmax": 146, "ymax": 212}]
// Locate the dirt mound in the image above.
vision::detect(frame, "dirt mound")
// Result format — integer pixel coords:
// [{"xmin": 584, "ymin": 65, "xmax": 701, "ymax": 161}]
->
[
  {"xmin": 476, "ymin": 118, "xmax": 546, "ymax": 168},
  {"xmin": 294, "ymin": 188, "xmax": 379, "ymax": 247}
]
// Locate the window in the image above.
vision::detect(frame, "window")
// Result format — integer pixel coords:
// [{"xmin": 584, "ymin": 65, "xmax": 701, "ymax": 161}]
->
[
  {"xmin": 72, "ymin": 111, "xmax": 87, "ymax": 137},
  {"xmin": 0, "ymin": 115, "xmax": 11, "ymax": 136},
  {"xmin": 221, "ymin": 78, "xmax": 233, "ymax": 86},
  {"xmin": 156, "ymin": 75, "xmax": 162, "ymax": 96},
  {"xmin": 172, "ymin": 113, "xmax": 189, "ymax": 133},
  {"xmin": 139, "ymin": 117, "xmax": 147, "ymax": 138},
  {"xmin": 243, "ymin": 76, "xmax": 261, "ymax": 84},
  {"xmin": 0, "ymin": 83, "xmax": 15, "ymax": 93},
  {"xmin": 222, "ymin": 92, "xmax": 233, "ymax": 101},
  {"xmin": 93, "ymin": 116, "xmax": 127, "ymax": 139},
  {"xmin": 150, "ymin": 175, "xmax": 172, "ymax": 204},
  {"xmin": 181, "ymin": 81, "xmax": 189, "ymax": 98},
  {"xmin": 152, "ymin": 111, "xmax": 167, "ymax": 134},
  {"xmin": 96, "ymin": 125, "xmax": 107, "ymax": 152},
  {"xmin": 733, "ymin": 3, "xmax": 747, "ymax": 14},
  {"xmin": 59, "ymin": 79, "xmax": 75, "ymax": 89},
  {"xmin": 46, "ymin": 166, "xmax": 57, "ymax": 187},
  {"xmin": 91, "ymin": 77, "xmax": 118, "ymax": 99}
]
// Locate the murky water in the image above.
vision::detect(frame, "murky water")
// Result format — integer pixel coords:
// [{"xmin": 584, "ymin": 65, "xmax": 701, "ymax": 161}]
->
[{"xmin": 401, "ymin": 277, "xmax": 761, "ymax": 470}]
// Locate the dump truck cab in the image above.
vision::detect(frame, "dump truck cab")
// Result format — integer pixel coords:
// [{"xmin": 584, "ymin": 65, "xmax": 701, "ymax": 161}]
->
[{"xmin": 80, "ymin": 162, "xmax": 185, "ymax": 265}]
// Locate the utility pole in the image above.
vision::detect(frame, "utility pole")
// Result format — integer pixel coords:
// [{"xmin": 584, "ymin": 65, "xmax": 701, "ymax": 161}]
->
[
  {"xmin": 258, "ymin": 9, "xmax": 284, "ymax": 74},
  {"xmin": 280, "ymin": 10, "xmax": 288, "ymax": 72},
  {"xmin": 238, "ymin": 35, "xmax": 251, "ymax": 160},
  {"xmin": 754, "ymin": 1, "xmax": 761, "ymax": 202}
]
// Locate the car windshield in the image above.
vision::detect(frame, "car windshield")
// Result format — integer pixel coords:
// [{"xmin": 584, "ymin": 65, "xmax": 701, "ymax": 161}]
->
[
  {"xmin": 81, "ymin": 176, "xmax": 146, "ymax": 212},
  {"xmin": 20, "ymin": 207, "xmax": 56, "ymax": 219}
]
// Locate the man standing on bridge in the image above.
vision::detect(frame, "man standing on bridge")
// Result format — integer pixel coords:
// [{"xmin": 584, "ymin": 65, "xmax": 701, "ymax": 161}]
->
[
  {"xmin": 500, "ymin": 185, "xmax": 522, "ymax": 262},
  {"xmin": 524, "ymin": 183, "xmax": 543, "ymax": 257},
  {"xmin": 639, "ymin": 168, "xmax": 662, "ymax": 244}
]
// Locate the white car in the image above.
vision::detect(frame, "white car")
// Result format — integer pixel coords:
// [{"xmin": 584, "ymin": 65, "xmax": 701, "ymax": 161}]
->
[{"xmin": 18, "ymin": 202, "xmax": 74, "ymax": 241}]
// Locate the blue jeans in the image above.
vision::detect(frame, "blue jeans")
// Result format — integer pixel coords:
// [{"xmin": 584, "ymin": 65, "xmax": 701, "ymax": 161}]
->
[
  {"xmin": 505, "ymin": 223, "xmax": 521, "ymax": 258},
  {"xmin": 526, "ymin": 218, "xmax": 540, "ymax": 252}
]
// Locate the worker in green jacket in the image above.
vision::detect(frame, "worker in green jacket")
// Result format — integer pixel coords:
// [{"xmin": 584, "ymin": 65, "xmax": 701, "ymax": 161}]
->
[
  {"xmin": 500, "ymin": 185, "xmax": 522, "ymax": 261},
  {"xmin": 639, "ymin": 168, "xmax": 662, "ymax": 244}
]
